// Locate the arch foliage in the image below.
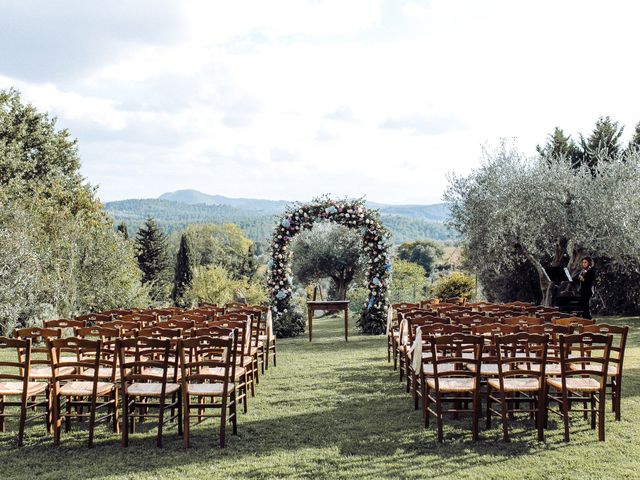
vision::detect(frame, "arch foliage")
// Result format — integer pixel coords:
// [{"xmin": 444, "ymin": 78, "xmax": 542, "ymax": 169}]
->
[{"xmin": 268, "ymin": 196, "xmax": 392, "ymax": 335}]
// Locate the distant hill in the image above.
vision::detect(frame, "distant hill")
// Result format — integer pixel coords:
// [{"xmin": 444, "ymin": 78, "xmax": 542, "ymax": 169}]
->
[{"xmin": 105, "ymin": 191, "xmax": 455, "ymax": 243}]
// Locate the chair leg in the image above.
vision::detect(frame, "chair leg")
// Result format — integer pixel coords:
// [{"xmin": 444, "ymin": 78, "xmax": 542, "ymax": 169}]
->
[
  {"xmin": 18, "ymin": 396, "xmax": 28, "ymax": 447},
  {"xmin": 52, "ymin": 394, "xmax": 61, "ymax": 446},
  {"xmin": 472, "ymin": 388, "xmax": 480, "ymax": 441},
  {"xmin": 561, "ymin": 390, "xmax": 570, "ymax": 442},
  {"xmin": 157, "ymin": 396, "xmax": 166, "ymax": 448},
  {"xmin": 231, "ymin": 389, "xmax": 238, "ymax": 435},
  {"xmin": 0, "ymin": 395, "xmax": 5, "ymax": 433},
  {"xmin": 614, "ymin": 377, "xmax": 622, "ymax": 421},
  {"xmin": 435, "ymin": 391, "xmax": 444, "ymax": 443},
  {"xmin": 500, "ymin": 391, "xmax": 509, "ymax": 442},
  {"xmin": 219, "ymin": 397, "xmax": 227, "ymax": 448},
  {"xmin": 183, "ymin": 393, "xmax": 190, "ymax": 448},
  {"xmin": 486, "ymin": 387, "xmax": 492, "ymax": 429},
  {"xmin": 177, "ymin": 391, "xmax": 183, "ymax": 436},
  {"xmin": 598, "ymin": 392, "xmax": 606, "ymax": 441},
  {"xmin": 113, "ymin": 389, "xmax": 119, "ymax": 434},
  {"xmin": 121, "ymin": 395, "xmax": 129, "ymax": 447},
  {"xmin": 537, "ymin": 389, "xmax": 545, "ymax": 442},
  {"xmin": 88, "ymin": 396, "xmax": 98, "ymax": 448},
  {"xmin": 590, "ymin": 394, "xmax": 597, "ymax": 429}
]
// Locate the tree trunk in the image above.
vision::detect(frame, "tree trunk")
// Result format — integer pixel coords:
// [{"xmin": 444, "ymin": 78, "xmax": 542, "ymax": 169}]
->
[{"xmin": 523, "ymin": 251, "xmax": 554, "ymax": 307}]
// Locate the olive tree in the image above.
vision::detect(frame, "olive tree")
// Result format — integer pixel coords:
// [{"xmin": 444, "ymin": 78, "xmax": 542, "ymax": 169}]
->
[
  {"xmin": 290, "ymin": 222, "xmax": 366, "ymax": 300},
  {"xmin": 445, "ymin": 143, "xmax": 640, "ymax": 306}
]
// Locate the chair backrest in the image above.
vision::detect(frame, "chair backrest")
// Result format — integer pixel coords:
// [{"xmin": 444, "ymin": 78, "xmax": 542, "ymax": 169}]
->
[
  {"xmin": 558, "ymin": 333, "xmax": 613, "ymax": 388},
  {"xmin": 137, "ymin": 326, "xmax": 183, "ymax": 339},
  {"xmin": 523, "ymin": 324, "xmax": 574, "ymax": 335},
  {"xmin": 225, "ymin": 302, "xmax": 247, "ymax": 312},
  {"xmin": 120, "ymin": 313, "xmax": 157, "ymax": 327},
  {"xmin": 117, "ymin": 337, "xmax": 175, "ymax": 384},
  {"xmin": 209, "ymin": 318, "xmax": 251, "ymax": 363},
  {"xmin": 108, "ymin": 319, "xmax": 141, "ymax": 331},
  {"xmin": 49, "ymin": 337, "xmax": 113, "ymax": 385},
  {"xmin": 427, "ymin": 333, "xmax": 484, "ymax": 381},
  {"xmin": 75, "ymin": 326, "xmax": 120, "ymax": 358},
  {"xmin": 44, "ymin": 319, "xmax": 86, "ymax": 330},
  {"xmin": 552, "ymin": 317, "xmax": 596, "ymax": 327},
  {"xmin": 472, "ymin": 323, "xmax": 520, "ymax": 336},
  {"xmin": 419, "ymin": 323, "xmax": 463, "ymax": 337},
  {"xmin": 14, "ymin": 327, "xmax": 63, "ymax": 369},
  {"xmin": 501, "ymin": 315, "xmax": 544, "ymax": 327},
  {"xmin": 155, "ymin": 319, "xmax": 195, "ymax": 332},
  {"xmin": 234, "ymin": 308, "xmax": 264, "ymax": 346},
  {"xmin": 494, "ymin": 332, "xmax": 548, "ymax": 381},
  {"xmin": 580, "ymin": 324, "xmax": 628, "ymax": 376},
  {"xmin": 179, "ymin": 335, "xmax": 236, "ymax": 389},
  {"xmin": 76, "ymin": 313, "xmax": 113, "ymax": 324},
  {"xmin": 0, "ymin": 337, "xmax": 32, "ymax": 390}
]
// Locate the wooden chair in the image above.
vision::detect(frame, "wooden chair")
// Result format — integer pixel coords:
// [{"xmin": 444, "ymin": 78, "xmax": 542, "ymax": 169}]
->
[
  {"xmin": 120, "ymin": 313, "xmax": 157, "ymax": 328},
  {"xmin": 43, "ymin": 319, "xmax": 87, "ymax": 333},
  {"xmin": 502, "ymin": 315, "xmax": 544, "ymax": 327},
  {"xmin": 422, "ymin": 333, "xmax": 484, "ymax": 442},
  {"xmin": 552, "ymin": 317, "xmax": 596, "ymax": 327},
  {"xmin": 579, "ymin": 324, "xmax": 628, "ymax": 421},
  {"xmin": 75, "ymin": 326, "xmax": 122, "ymax": 380},
  {"xmin": 179, "ymin": 335, "xmax": 238, "ymax": 447},
  {"xmin": 48, "ymin": 337, "xmax": 118, "ymax": 447},
  {"xmin": 216, "ymin": 313, "xmax": 258, "ymax": 395},
  {"xmin": 545, "ymin": 332, "xmax": 613, "ymax": 441},
  {"xmin": 14, "ymin": 327, "xmax": 75, "ymax": 382},
  {"xmin": 208, "ymin": 319, "xmax": 252, "ymax": 412},
  {"xmin": 0, "ymin": 337, "xmax": 50, "ymax": 446},
  {"xmin": 487, "ymin": 332, "xmax": 548, "ymax": 441},
  {"xmin": 76, "ymin": 313, "xmax": 113, "ymax": 324},
  {"xmin": 520, "ymin": 324, "xmax": 573, "ymax": 377},
  {"xmin": 117, "ymin": 337, "xmax": 182, "ymax": 447}
]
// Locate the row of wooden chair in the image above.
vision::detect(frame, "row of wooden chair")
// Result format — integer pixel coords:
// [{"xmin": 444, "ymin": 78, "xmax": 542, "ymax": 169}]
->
[
  {"xmin": 0, "ymin": 303, "xmax": 278, "ymax": 448},
  {"xmin": 0, "ymin": 332, "xmax": 240, "ymax": 448},
  {"xmin": 394, "ymin": 319, "xmax": 628, "ymax": 442}
]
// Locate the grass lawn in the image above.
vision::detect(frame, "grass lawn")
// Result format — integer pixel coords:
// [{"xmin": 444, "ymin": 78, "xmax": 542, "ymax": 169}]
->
[{"xmin": 2, "ymin": 315, "xmax": 640, "ymax": 479}]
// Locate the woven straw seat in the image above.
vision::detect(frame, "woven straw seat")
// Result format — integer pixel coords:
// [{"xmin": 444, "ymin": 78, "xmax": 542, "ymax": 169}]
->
[
  {"xmin": 488, "ymin": 377, "xmax": 540, "ymax": 392},
  {"xmin": 547, "ymin": 377, "xmax": 601, "ymax": 392},
  {"xmin": 141, "ymin": 366, "xmax": 181, "ymax": 379},
  {"xmin": 59, "ymin": 381, "xmax": 115, "ymax": 397},
  {"xmin": 186, "ymin": 383, "xmax": 235, "ymax": 396},
  {"xmin": 426, "ymin": 377, "xmax": 476, "ymax": 392},
  {"xmin": 127, "ymin": 382, "xmax": 180, "ymax": 397},
  {"xmin": 0, "ymin": 381, "xmax": 48, "ymax": 396},
  {"xmin": 30, "ymin": 366, "xmax": 74, "ymax": 379},
  {"xmin": 466, "ymin": 363, "xmax": 511, "ymax": 375},
  {"xmin": 569, "ymin": 363, "xmax": 618, "ymax": 376},
  {"xmin": 519, "ymin": 363, "xmax": 561, "ymax": 375}
]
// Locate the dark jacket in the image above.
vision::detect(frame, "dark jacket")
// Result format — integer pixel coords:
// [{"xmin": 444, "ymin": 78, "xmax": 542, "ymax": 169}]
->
[{"xmin": 573, "ymin": 267, "xmax": 595, "ymax": 298}]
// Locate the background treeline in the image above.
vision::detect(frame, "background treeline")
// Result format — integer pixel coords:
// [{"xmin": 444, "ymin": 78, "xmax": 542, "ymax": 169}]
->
[{"xmin": 105, "ymin": 200, "xmax": 456, "ymax": 243}]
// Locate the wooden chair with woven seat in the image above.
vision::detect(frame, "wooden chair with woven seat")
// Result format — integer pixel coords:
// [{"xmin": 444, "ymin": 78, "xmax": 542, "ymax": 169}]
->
[
  {"xmin": 413, "ymin": 323, "xmax": 463, "ymax": 411},
  {"xmin": 14, "ymin": 327, "xmax": 75, "ymax": 386},
  {"xmin": 48, "ymin": 337, "xmax": 118, "ymax": 447},
  {"xmin": 520, "ymin": 324, "xmax": 574, "ymax": 377},
  {"xmin": 208, "ymin": 318, "xmax": 252, "ymax": 413},
  {"xmin": 257, "ymin": 306, "xmax": 277, "ymax": 372},
  {"xmin": 487, "ymin": 332, "xmax": 548, "ymax": 441},
  {"xmin": 116, "ymin": 336, "xmax": 182, "ymax": 447},
  {"xmin": 422, "ymin": 333, "xmax": 484, "ymax": 442},
  {"xmin": 0, "ymin": 337, "xmax": 50, "ymax": 446},
  {"xmin": 215, "ymin": 313, "xmax": 258, "ymax": 395},
  {"xmin": 179, "ymin": 335, "xmax": 238, "ymax": 448},
  {"xmin": 545, "ymin": 332, "xmax": 613, "ymax": 441},
  {"xmin": 552, "ymin": 317, "xmax": 596, "ymax": 328},
  {"xmin": 234, "ymin": 307, "xmax": 265, "ymax": 380},
  {"xmin": 579, "ymin": 324, "xmax": 628, "ymax": 421},
  {"xmin": 75, "ymin": 326, "xmax": 122, "ymax": 382}
]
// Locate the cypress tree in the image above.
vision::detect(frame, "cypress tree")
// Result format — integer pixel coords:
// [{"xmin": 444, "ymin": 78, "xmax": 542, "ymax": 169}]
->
[
  {"xmin": 135, "ymin": 218, "xmax": 170, "ymax": 301},
  {"xmin": 172, "ymin": 233, "xmax": 193, "ymax": 306},
  {"xmin": 116, "ymin": 222, "xmax": 129, "ymax": 240}
]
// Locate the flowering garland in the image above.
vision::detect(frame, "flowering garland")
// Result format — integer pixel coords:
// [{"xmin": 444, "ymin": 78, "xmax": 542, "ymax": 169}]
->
[{"xmin": 268, "ymin": 195, "xmax": 391, "ymax": 335}]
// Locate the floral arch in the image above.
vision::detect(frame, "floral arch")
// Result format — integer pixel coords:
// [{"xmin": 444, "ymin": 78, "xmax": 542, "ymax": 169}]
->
[{"xmin": 268, "ymin": 196, "xmax": 391, "ymax": 335}]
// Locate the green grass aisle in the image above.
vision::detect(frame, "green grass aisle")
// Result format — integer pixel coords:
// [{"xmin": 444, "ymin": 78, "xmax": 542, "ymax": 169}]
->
[{"xmin": 2, "ymin": 315, "xmax": 640, "ymax": 479}]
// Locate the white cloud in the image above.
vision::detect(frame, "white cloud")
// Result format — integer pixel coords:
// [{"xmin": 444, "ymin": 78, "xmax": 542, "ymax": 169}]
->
[{"xmin": 1, "ymin": 0, "xmax": 639, "ymax": 205}]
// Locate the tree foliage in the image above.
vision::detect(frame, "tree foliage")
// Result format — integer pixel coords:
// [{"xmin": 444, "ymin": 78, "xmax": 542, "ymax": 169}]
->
[
  {"xmin": 172, "ymin": 233, "xmax": 193, "ymax": 306},
  {"xmin": 290, "ymin": 223, "xmax": 366, "ymax": 300},
  {"xmin": 184, "ymin": 265, "xmax": 266, "ymax": 307},
  {"xmin": 396, "ymin": 240, "xmax": 444, "ymax": 277},
  {"xmin": 135, "ymin": 218, "xmax": 171, "ymax": 301},
  {"xmin": 430, "ymin": 271, "xmax": 476, "ymax": 301},
  {"xmin": 446, "ymin": 142, "xmax": 640, "ymax": 311},
  {"xmin": 388, "ymin": 259, "xmax": 428, "ymax": 303},
  {"xmin": 0, "ymin": 89, "xmax": 147, "ymax": 334}
]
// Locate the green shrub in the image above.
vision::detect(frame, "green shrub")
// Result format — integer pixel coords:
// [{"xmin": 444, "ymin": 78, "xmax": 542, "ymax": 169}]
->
[
  {"xmin": 184, "ymin": 265, "xmax": 266, "ymax": 307},
  {"xmin": 431, "ymin": 271, "xmax": 475, "ymax": 301}
]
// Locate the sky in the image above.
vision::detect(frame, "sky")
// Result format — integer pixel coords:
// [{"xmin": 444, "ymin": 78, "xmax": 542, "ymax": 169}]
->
[{"xmin": 1, "ymin": 0, "xmax": 639, "ymax": 205}]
